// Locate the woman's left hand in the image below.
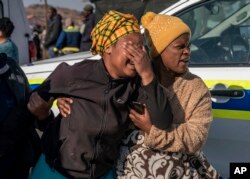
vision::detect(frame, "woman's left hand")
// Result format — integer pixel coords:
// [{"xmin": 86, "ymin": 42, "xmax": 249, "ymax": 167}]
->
[
  {"xmin": 129, "ymin": 105, "xmax": 153, "ymax": 134},
  {"xmin": 122, "ymin": 41, "xmax": 154, "ymax": 85},
  {"xmin": 27, "ymin": 91, "xmax": 54, "ymax": 120}
]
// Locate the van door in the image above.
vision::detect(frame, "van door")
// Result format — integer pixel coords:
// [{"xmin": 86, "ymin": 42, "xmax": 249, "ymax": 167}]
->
[{"xmin": 176, "ymin": 0, "xmax": 250, "ymax": 178}]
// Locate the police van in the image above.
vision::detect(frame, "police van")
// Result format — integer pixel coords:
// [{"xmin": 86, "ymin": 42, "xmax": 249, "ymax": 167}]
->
[
  {"xmin": 21, "ymin": 0, "xmax": 250, "ymax": 178},
  {"xmin": 0, "ymin": 0, "xmax": 31, "ymax": 65}
]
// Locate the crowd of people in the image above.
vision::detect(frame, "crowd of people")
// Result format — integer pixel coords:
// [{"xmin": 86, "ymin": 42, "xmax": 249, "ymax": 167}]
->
[
  {"xmin": 0, "ymin": 3, "xmax": 221, "ymax": 179},
  {"xmin": 29, "ymin": 4, "xmax": 96, "ymax": 61}
]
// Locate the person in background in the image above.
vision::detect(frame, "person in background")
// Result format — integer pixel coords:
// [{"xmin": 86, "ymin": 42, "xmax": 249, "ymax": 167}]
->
[
  {"xmin": 53, "ymin": 18, "xmax": 81, "ymax": 56},
  {"xmin": 80, "ymin": 4, "xmax": 96, "ymax": 51},
  {"xmin": 31, "ymin": 24, "xmax": 43, "ymax": 61},
  {"xmin": 0, "ymin": 17, "xmax": 19, "ymax": 63},
  {"xmin": 0, "ymin": 53, "xmax": 53, "ymax": 179},
  {"xmin": 116, "ymin": 12, "xmax": 219, "ymax": 178},
  {"xmin": 79, "ymin": 11, "xmax": 87, "ymax": 35},
  {"xmin": 43, "ymin": 6, "xmax": 62, "ymax": 58},
  {"xmin": 40, "ymin": 26, "xmax": 47, "ymax": 60},
  {"xmin": 29, "ymin": 10, "xmax": 172, "ymax": 179}
]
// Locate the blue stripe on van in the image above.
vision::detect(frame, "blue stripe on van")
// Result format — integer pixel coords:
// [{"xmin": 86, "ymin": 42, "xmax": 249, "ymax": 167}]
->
[
  {"xmin": 30, "ymin": 84, "xmax": 40, "ymax": 90},
  {"xmin": 212, "ymin": 90, "xmax": 250, "ymax": 111}
]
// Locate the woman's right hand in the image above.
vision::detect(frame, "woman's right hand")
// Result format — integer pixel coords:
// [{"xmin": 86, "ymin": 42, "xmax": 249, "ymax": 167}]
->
[
  {"xmin": 129, "ymin": 105, "xmax": 153, "ymax": 134},
  {"xmin": 57, "ymin": 97, "xmax": 73, "ymax": 117}
]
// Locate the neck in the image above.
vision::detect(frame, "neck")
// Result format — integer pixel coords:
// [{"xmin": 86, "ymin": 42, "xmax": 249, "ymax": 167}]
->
[
  {"xmin": 102, "ymin": 56, "xmax": 118, "ymax": 79},
  {"xmin": 0, "ymin": 37, "xmax": 7, "ymax": 44},
  {"xmin": 155, "ymin": 58, "xmax": 175, "ymax": 88},
  {"xmin": 160, "ymin": 69, "xmax": 175, "ymax": 88}
]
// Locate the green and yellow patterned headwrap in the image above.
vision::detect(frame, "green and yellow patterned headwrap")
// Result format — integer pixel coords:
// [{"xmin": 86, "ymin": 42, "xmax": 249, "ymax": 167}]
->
[{"xmin": 91, "ymin": 10, "xmax": 140, "ymax": 55}]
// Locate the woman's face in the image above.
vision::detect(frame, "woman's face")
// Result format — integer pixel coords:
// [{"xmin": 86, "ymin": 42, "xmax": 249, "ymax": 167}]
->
[
  {"xmin": 104, "ymin": 32, "xmax": 144, "ymax": 79},
  {"xmin": 160, "ymin": 33, "xmax": 191, "ymax": 74}
]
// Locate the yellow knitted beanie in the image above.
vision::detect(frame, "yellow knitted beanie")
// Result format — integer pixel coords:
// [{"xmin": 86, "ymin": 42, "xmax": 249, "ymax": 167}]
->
[{"xmin": 141, "ymin": 12, "xmax": 191, "ymax": 57}]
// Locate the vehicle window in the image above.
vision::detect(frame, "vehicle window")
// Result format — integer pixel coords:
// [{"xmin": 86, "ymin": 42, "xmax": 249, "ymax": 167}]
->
[
  {"xmin": 93, "ymin": 0, "xmax": 179, "ymax": 22},
  {"xmin": 0, "ymin": 1, "xmax": 3, "ymax": 18},
  {"xmin": 144, "ymin": 0, "xmax": 179, "ymax": 14},
  {"xmin": 179, "ymin": 0, "xmax": 250, "ymax": 65}
]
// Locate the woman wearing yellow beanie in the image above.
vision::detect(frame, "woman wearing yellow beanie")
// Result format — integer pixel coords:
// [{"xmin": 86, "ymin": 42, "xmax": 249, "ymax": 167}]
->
[{"xmin": 117, "ymin": 12, "xmax": 219, "ymax": 178}]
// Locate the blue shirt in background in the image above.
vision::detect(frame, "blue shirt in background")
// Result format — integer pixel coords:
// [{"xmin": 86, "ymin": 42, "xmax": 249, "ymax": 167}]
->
[{"xmin": 0, "ymin": 39, "xmax": 19, "ymax": 64}]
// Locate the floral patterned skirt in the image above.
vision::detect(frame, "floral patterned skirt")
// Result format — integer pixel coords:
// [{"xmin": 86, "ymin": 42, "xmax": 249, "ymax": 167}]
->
[{"xmin": 116, "ymin": 130, "xmax": 219, "ymax": 179}]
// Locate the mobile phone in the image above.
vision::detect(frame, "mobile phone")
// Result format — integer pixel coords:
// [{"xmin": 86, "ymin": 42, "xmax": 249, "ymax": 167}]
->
[{"xmin": 129, "ymin": 101, "xmax": 145, "ymax": 114}]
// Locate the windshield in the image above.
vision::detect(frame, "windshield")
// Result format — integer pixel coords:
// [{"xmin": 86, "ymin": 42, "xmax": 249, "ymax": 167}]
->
[
  {"xmin": 179, "ymin": 0, "xmax": 250, "ymax": 40},
  {"xmin": 178, "ymin": 0, "xmax": 250, "ymax": 65},
  {"xmin": 91, "ymin": 0, "xmax": 179, "ymax": 22},
  {"xmin": 0, "ymin": 1, "xmax": 3, "ymax": 18}
]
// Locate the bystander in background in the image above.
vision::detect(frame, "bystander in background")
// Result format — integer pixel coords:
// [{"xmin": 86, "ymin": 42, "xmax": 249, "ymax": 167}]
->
[
  {"xmin": 80, "ymin": 4, "xmax": 96, "ymax": 51},
  {"xmin": 0, "ymin": 17, "xmax": 19, "ymax": 63},
  {"xmin": 31, "ymin": 24, "xmax": 43, "ymax": 61},
  {"xmin": 80, "ymin": 11, "xmax": 87, "ymax": 35},
  {"xmin": 43, "ymin": 6, "xmax": 62, "ymax": 58},
  {"xmin": 53, "ymin": 18, "xmax": 81, "ymax": 56}
]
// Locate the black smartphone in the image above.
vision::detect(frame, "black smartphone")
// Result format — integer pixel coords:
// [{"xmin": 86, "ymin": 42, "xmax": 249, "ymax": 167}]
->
[{"xmin": 129, "ymin": 101, "xmax": 144, "ymax": 114}]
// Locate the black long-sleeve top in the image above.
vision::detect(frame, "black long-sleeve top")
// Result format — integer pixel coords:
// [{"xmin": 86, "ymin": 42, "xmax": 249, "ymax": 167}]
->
[{"xmin": 38, "ymin": 59, "xmax": 172, "ymax": 178}]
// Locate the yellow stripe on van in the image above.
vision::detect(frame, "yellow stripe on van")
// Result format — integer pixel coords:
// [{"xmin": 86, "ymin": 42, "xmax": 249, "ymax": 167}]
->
[
  {"xmin": 28, "ymin": 78, "xmax": 250, "ymax": 119},
  {"xmin": 205, "ymin": 80, "xmax": 250, "ymax": 89},
  {"xmin": 28, "ymin": 78, "xmax": 58, "ymax": 109},
  {"xmin": 30, "ymin": 79, "xmax": 250, "ymax": 89},
  {"xmin": 213, "ymin": 109, "xmax": 250, "ymax": 120},
  {"xmin": 29, "ymin": 78, "xmax": 45, "ymax": 85}
]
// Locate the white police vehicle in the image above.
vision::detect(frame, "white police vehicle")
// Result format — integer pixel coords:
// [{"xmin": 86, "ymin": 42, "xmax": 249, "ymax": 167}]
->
[{"xmin": 22, "ymin": 0, "xmax": 250, "ymax": 178}]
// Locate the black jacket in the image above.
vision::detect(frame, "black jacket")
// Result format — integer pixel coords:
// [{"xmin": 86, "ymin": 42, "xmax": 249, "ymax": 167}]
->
[
  {"xmin": 44, "ymin": 14, "xmax": 62, "ymax": 49},
  {"xmin": 80, "ymin": 13, "xmax": 96, "ymax": 51},
  {"xmin": 38, "ymin": 59, "xmax": 172, "ymax": 178},
  {"xmin": 0, "ymin": 55, "xmax": 52, "ymax": 178}
]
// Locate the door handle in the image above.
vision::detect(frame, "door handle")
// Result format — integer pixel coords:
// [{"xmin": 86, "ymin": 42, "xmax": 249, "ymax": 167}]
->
[{"xmin": 210, "ymin": 89, "xmax": 244, "ymax": 98}]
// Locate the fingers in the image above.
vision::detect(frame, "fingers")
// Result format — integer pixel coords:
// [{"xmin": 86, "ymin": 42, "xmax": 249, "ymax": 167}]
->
[
  {"xmin": 27, "ymin": 92, "xmax": 53, "ymax": 120},
  {"xmin": 129, "ymin": 105, "xmax": 152, "ymax": 134},
  {"xmin": 57, "ymin": 97, "xmax": 73, "ymax": 117},
  {"xmin": 65, "ymin": 98, "xmax": 73, "ymax": 104},
  {"xmin": 28, "ymin": 92, "xmax": 45, "ymax": 111},
  {"xmin": 142, "ymin": 45, "xmax": 149, "ymax": 55},
  {"xmin": 143, "ymin": 104, "xmax": 150, "ymax": 118},
  {"xmin": 27, "ymin": 95, "xmax": 33, "ymax": 112},
  {"xmin": 122, "ymin": 41, "xmax": 153, "ymax": 83},
  {"xmin": 59, "ymin": 108, "xmax": 68, "ymax": 118},
  {"xmin": 129, "ymin": 108, "xmax": 144, "ymax": 123},
  {"xmin": 48, "ymin": 97, "xmax": 55, "ymax": 106},
  {"xmin": 132, "ymin": 46, "xmax": 153, "ymax": 85},
  {"xmin": 122, "ymin": 41, "xmax": 145, "ymax": 62}
]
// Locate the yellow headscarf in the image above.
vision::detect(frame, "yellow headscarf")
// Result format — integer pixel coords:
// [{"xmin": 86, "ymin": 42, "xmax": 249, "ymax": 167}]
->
[{"xmin": 91, "ymin": 10, "xmax": 140, "ymax": 55}]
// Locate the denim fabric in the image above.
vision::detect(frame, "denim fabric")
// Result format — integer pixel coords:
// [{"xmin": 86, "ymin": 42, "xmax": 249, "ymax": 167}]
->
[
  {"xmin": 30, "ymin": 154, "xmax": 66, "ymax": 179},
  {"xmin": 99, "ymin": 168, "xmax": 116, "ymax": 179},
  {"xmin": 31, "ymin": 154, "xmax": 116, "ymax": 179}
]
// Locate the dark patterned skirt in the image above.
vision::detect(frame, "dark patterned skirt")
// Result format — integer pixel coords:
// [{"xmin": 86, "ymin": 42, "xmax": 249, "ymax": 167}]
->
[{"xmin": 116, "ymin": 130, "xmax": 219, "ymax": 179}]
